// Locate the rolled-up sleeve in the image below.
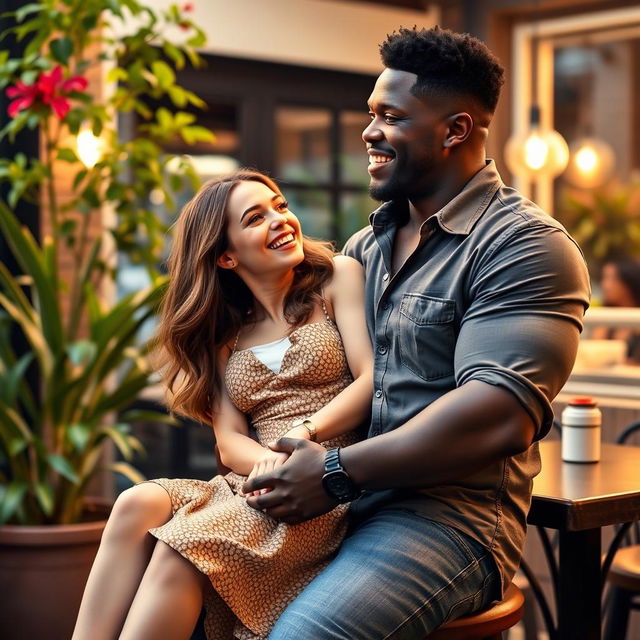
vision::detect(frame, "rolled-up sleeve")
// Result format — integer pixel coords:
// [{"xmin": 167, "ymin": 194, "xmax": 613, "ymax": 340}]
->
[{"xmin": 455, "ymin": 224, "xmax": 591, "ymax": 439}]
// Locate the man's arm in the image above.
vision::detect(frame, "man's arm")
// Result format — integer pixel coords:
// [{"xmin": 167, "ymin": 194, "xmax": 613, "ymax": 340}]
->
[
  {"xmin": 243, "ymin": 380, "xmax": 533, "ymax": 522},
  {"xmin": 244, "ymin": 225, "xmax": 590, "ymax": 522}
]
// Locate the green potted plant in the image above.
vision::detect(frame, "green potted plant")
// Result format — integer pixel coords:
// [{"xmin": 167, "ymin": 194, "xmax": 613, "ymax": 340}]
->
[
  {"xmin": 556, "ymin": 180, "xmax": 640, "ymax": 275},
  {"xmin": 0, "ymin": 2, "xmax": 212, "ymax": 637}
]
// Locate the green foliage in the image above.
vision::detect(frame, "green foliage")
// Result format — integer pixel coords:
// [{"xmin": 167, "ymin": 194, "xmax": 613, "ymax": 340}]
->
[
  {"xmin": 556, "ymin": 182, "xmax": 640, "ymax": 273},
  {"xmin": 0, "ymin": 0, "xmax": 209, "ymax": 524}
]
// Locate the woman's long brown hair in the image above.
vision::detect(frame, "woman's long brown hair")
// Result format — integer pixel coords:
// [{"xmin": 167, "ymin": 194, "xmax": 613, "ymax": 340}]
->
[{"xmin": 155, "ymin": 169, "xmax": 336, "ymax": 425}]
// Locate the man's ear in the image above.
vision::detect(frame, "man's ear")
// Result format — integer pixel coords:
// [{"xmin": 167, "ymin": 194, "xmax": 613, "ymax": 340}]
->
[
  {"xmin": 443, "ymin": 112, "xmax": 474, "ymax": 148},
  {"xmin": 217, "ymin": 252, "xmax": 237, "ymax": 270}
]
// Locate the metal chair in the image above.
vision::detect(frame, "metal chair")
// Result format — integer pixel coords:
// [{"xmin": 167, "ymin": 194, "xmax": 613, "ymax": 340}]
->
[{"xmin": 603, "ymin": 420, "xmax": 640, "ymax": 640}]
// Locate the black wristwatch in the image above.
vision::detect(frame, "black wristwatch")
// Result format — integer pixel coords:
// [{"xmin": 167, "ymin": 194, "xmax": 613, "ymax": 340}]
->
[{"xmin": 322, "ymin": 448, "xmax": 360, "ymax": 503}]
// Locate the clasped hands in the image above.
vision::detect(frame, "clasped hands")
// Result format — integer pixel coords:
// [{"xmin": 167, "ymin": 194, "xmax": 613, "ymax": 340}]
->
[{"xmin": 241, "ymin": 435, "xmax": 338, "ymax": 524}]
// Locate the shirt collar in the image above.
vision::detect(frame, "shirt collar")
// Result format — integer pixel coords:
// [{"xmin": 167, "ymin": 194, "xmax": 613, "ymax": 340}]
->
[{"xmin": 370, "ymin": 159, "xmax": 503, "ymax": 237}]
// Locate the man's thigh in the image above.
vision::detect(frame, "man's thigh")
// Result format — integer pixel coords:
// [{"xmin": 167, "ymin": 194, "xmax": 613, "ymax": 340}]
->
[{"xmin": 269, "ymin": 507, "xmax": 501, "ymax": 640}]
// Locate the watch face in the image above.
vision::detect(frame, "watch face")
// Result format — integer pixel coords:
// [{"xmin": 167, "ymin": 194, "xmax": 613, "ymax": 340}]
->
[{"xmin": 323, "ymin": 471, "xmax": 355, "ymax": 501}]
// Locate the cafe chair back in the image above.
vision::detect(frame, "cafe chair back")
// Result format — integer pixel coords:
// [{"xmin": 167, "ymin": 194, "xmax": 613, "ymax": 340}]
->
[{"xmin": 602, "ymin": 420, "xmax": 640, "ymax": 640}]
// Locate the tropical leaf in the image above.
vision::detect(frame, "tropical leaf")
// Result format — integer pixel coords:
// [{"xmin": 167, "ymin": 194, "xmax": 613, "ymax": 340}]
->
[
  {"xmin": 0, "ymin": 481, "xmax": 28, "ymax": 524},
  {"xmin": 108, "ymin": 461, "xmax": 145, "ymax": 486},
  {"xmin": 0, "ymin": 199, "xmax": 64, "ymax": 354},
  {"xmin": 48, "ymin": 454, "xmax": 80, "ymax": 484}
]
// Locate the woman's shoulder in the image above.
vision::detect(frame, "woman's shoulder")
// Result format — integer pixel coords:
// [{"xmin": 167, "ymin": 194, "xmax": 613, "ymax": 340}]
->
[
  {"xmin": 332, "ymin": 253, "xmax": 364, "ymax": 274},
  {"xmin": 325, "ymin": 255, "xmax": 365, "ymax": 298}
]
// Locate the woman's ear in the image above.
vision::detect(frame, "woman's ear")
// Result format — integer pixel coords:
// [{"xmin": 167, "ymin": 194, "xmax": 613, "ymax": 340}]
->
[{"xmin": 217, "ymin": 252, "xmax": 237, "ymax": 270}]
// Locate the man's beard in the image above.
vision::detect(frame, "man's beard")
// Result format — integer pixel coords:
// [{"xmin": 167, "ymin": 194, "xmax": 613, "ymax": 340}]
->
[{"xmin": 368, "ymin": 171, "xmax": 409, "ymax": 202}]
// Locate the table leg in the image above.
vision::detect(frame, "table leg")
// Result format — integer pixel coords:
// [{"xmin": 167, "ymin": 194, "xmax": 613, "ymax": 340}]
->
[{"xmin": 558, "ymin": 528, "xmax": 601, "ymax": 640}]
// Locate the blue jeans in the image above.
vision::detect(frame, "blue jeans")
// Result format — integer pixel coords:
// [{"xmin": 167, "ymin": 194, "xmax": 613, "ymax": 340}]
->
[{"xmin": 268, "ymin": 507, "xmax": 501, "ymax": 640}]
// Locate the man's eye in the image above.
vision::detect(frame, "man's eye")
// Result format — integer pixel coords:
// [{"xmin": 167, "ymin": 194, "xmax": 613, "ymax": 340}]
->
[{"xmin": 384, "ymin": 114, "xmax": 399, "ymax": 123}]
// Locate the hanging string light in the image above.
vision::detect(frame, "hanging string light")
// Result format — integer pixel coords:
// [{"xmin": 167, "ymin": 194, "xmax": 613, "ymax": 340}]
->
[
  {"xmin": 505, "ymin": 105, "xmax": 569, "ymax": 178},
  {"xmin": 564, "ymin": 42, "xmax": 615, "ymax": 189},
  {"xmin": 504, "ymin": 0, "xmax": 569, "ymax": 180}
]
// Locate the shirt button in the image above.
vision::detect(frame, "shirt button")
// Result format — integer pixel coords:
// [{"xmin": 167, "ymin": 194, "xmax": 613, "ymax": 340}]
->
[
  {"xmin": 377, "ymin": 345, "xmax": 387, "ymax": 355},
  {"xmin": 375, "ymin": 389, "xmax": 383, "ymax": 398},
  {"xmin": 382, "ymin": 273, "xmax": 389, "ymax": 281}
]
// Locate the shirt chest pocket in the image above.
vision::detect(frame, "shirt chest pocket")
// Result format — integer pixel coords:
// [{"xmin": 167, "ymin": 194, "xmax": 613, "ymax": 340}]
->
[{"xmin": 398, "ymin": 294, "xmax": 456, "ymax": 381}]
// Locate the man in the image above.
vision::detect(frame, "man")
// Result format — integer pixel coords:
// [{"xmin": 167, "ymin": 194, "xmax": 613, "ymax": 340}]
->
[{"xmin": 244, "ymin": 26, "xmax": 590, "ymax": 638}]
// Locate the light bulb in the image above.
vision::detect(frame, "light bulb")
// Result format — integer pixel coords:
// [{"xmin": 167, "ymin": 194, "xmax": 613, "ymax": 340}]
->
[
  {"xmin": 504, "ymin": 106, "xmax": 569, "ymax": 179},
  {"xmin": 564, "ymin": 137, "xmax": 615, "ymax": 189},
  {"xmin": 524, "ymin": 133, "xmax": 549, "ymax": 171},
  {"xmin": 77, "ymin": 129, "xmax": 105, "ymax": 168}
]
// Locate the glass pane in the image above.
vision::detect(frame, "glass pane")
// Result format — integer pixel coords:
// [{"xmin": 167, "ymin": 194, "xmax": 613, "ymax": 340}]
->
[
  {"xmin": 340, "ymin": 110, "xmax": 371, "ymax": 186},
  {"xmin": 285, "ymin": 188, "xmax": 333, "ymax": 241},
  {"xmin": 552, "ymin": 39, "xmax": 640, "ymax": 276},
  {"xmin": 276, "ymin": 107, "xmax": 331, "ymax": 184},
  {"xmin": 338, "ymin": 191, "xmax": 379, "ymax": 248}
]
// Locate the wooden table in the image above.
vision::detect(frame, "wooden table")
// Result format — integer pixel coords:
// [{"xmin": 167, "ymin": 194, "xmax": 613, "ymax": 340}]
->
[{"xmin": 528, "ymin": 440, "xmax": 640, "ymax": 640}]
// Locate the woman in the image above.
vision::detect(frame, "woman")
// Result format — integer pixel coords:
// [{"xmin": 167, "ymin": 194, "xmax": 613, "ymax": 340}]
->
[
  {"xmin": 72, "ymin": 170, "xmax": 373, "ymax": 640},
  {"xmin": 591, "ymin": 258, "xmax": 640, "ymax": 364}
]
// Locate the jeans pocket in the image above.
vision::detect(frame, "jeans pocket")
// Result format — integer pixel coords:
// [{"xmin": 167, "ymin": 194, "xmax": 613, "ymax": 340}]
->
[{"xmin": 398, "ymin": 294, "xmax": 456, "ymax": 381}]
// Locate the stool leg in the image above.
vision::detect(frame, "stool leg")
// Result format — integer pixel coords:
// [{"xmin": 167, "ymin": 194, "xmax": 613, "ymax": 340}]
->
[{"xmin": 604, "ymin": 586, "xmax": 632, "ymax": 640}]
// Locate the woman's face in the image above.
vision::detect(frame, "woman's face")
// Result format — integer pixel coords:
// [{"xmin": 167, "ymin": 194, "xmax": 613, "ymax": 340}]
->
[
  {"xmin": 601, "ymin": 263, "xmax": 633, "ymax": 307},
  {"xmin": 220, "ymin": 180, "xmax": 304, "ymax": 277}
]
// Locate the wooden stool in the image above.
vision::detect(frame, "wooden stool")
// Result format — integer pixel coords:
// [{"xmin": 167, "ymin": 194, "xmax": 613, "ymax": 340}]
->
[{"xmin": 427, "ymin": 583, "xmax": 524, "ymax": 639}]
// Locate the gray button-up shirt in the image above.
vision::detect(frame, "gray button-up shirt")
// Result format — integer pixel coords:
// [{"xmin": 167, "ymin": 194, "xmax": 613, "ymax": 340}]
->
[{"xmin": 343, "ymin": 160, "xmax": 590, "ymax": 590}]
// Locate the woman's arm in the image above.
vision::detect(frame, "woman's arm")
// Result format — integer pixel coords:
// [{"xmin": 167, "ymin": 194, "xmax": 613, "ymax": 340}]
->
[
  {"xmin": 286, "ymin": 255, "xmax": 373, "ymax": 442},
  {"xmin": 212, "ymin": 347, "xmax": 272, "ymax": 476}
]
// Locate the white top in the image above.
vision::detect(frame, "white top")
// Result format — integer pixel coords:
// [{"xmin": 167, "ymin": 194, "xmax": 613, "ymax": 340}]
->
[{"xmin": 248, "ymin": 336, "xmax": 292, "ymax": 374}]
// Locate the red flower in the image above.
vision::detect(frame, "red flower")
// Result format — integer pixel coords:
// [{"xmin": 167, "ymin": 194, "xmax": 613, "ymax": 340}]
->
[
  {"xmin": 6, "ymin": 81, "xmax": 39, "ymax": 117},
  {"xmin": 6, "ymin": 66, "xmax": 88, "ymax": 120},
  {"xmin": 182, "ymin": 2, "xmax": 194, "ymax": 11}
]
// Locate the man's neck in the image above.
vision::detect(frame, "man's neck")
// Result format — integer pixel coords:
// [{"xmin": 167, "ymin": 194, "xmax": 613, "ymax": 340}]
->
[{"xmin": 407, "ymin": 158, "xmax": 486, "ymax": 226}]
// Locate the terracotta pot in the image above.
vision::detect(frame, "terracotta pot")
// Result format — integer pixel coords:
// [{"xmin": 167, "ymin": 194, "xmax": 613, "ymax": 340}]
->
[{"xmin": 0, "ymin": 500, "xmax": 111, "ymax": 640}]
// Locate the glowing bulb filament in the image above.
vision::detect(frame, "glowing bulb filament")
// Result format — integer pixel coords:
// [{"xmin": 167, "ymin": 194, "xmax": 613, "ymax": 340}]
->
[
  {"xmin": 524, "ymin": 134, "xmax": 549, "ymax": 171},
  {"xmin": 575, "ymin": 146, "xmax": 598, "ymax": 174}
]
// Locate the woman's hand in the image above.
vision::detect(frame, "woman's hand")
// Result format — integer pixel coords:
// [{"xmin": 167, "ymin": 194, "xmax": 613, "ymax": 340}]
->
[{"xmin": 243, "ymin": 450, "xmax": 290, "ymax": 496}]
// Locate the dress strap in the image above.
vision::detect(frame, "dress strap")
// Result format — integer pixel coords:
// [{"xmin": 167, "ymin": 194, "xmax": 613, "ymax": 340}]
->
[
  {"xmin": 320, "ymin": 295, "xmax": 332, "ymax": 323},
  {"xmin": 232, "ymin": 331, "xmax": 240, "ymax": 353}
]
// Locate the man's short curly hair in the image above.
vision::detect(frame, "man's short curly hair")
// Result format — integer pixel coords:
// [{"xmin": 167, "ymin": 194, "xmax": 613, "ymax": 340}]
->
[{"xmin": 380, "ymin": 26, "xmax": 505, "ymax": 113}]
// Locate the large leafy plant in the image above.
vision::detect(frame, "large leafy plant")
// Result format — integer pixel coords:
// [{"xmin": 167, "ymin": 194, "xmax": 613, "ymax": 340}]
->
[
  {"xmin": 556, "ymin": 181, "xmax": 640, "ymax": 273},
  {"xmin": 0, "ymin": 0, "xmax": 212, "ymax": 525}
]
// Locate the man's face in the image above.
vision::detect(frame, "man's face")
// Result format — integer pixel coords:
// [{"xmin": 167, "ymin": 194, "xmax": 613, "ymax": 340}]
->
[{"xmin": 363, "ymin": 68, "xmax": 451, "ymax": 202}]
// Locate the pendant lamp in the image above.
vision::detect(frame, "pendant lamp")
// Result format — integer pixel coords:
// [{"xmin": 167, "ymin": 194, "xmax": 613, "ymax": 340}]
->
[{"xmin": 504, "ymin": 0, "xmax": 569, "ymax": 181}]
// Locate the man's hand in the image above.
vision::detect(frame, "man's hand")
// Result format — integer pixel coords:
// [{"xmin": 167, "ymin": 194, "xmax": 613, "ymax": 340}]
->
[{"xmin": 242, "ymin": 438, "xmax": 337, "ymax": 524}]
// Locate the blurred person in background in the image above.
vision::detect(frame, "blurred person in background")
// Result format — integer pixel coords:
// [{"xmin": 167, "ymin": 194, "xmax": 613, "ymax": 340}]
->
[{"xmin": 592, "ymin": 257, "xmax": 640, "ymax": 363}]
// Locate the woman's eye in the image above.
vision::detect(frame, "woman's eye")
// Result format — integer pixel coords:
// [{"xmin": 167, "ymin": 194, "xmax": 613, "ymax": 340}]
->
[
  {"xmin": 247, "ymin": 214, "xmax": 263, "ymax": 225},
  {"xmin": 277, "ymin": 201, "xmax": 289, "ymax": 212}
]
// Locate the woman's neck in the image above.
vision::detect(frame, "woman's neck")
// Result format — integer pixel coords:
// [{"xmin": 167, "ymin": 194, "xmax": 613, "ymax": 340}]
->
[{"xmin": 243, "ymin": 270, "xmax": 295, "ymax": 324}]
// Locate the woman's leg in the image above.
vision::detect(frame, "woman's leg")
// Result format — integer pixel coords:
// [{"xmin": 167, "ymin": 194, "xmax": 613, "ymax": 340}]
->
[
  {"xmin": 72, "ymin": 483, "xmax": 173, "ymax": 640},
  {"xmin": 118, "ymin": 540, "xmax": 208, "ymax": 640}
]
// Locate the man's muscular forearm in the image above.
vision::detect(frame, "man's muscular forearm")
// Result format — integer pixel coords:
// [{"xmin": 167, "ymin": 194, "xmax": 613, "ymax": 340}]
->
[
  {"xmin": 341, "ymin": 380, "xmax": 536, "ymax": 491},
  {"xmin": 243, "ymin": 381, "xmax": 536, "ymax": 523}
]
